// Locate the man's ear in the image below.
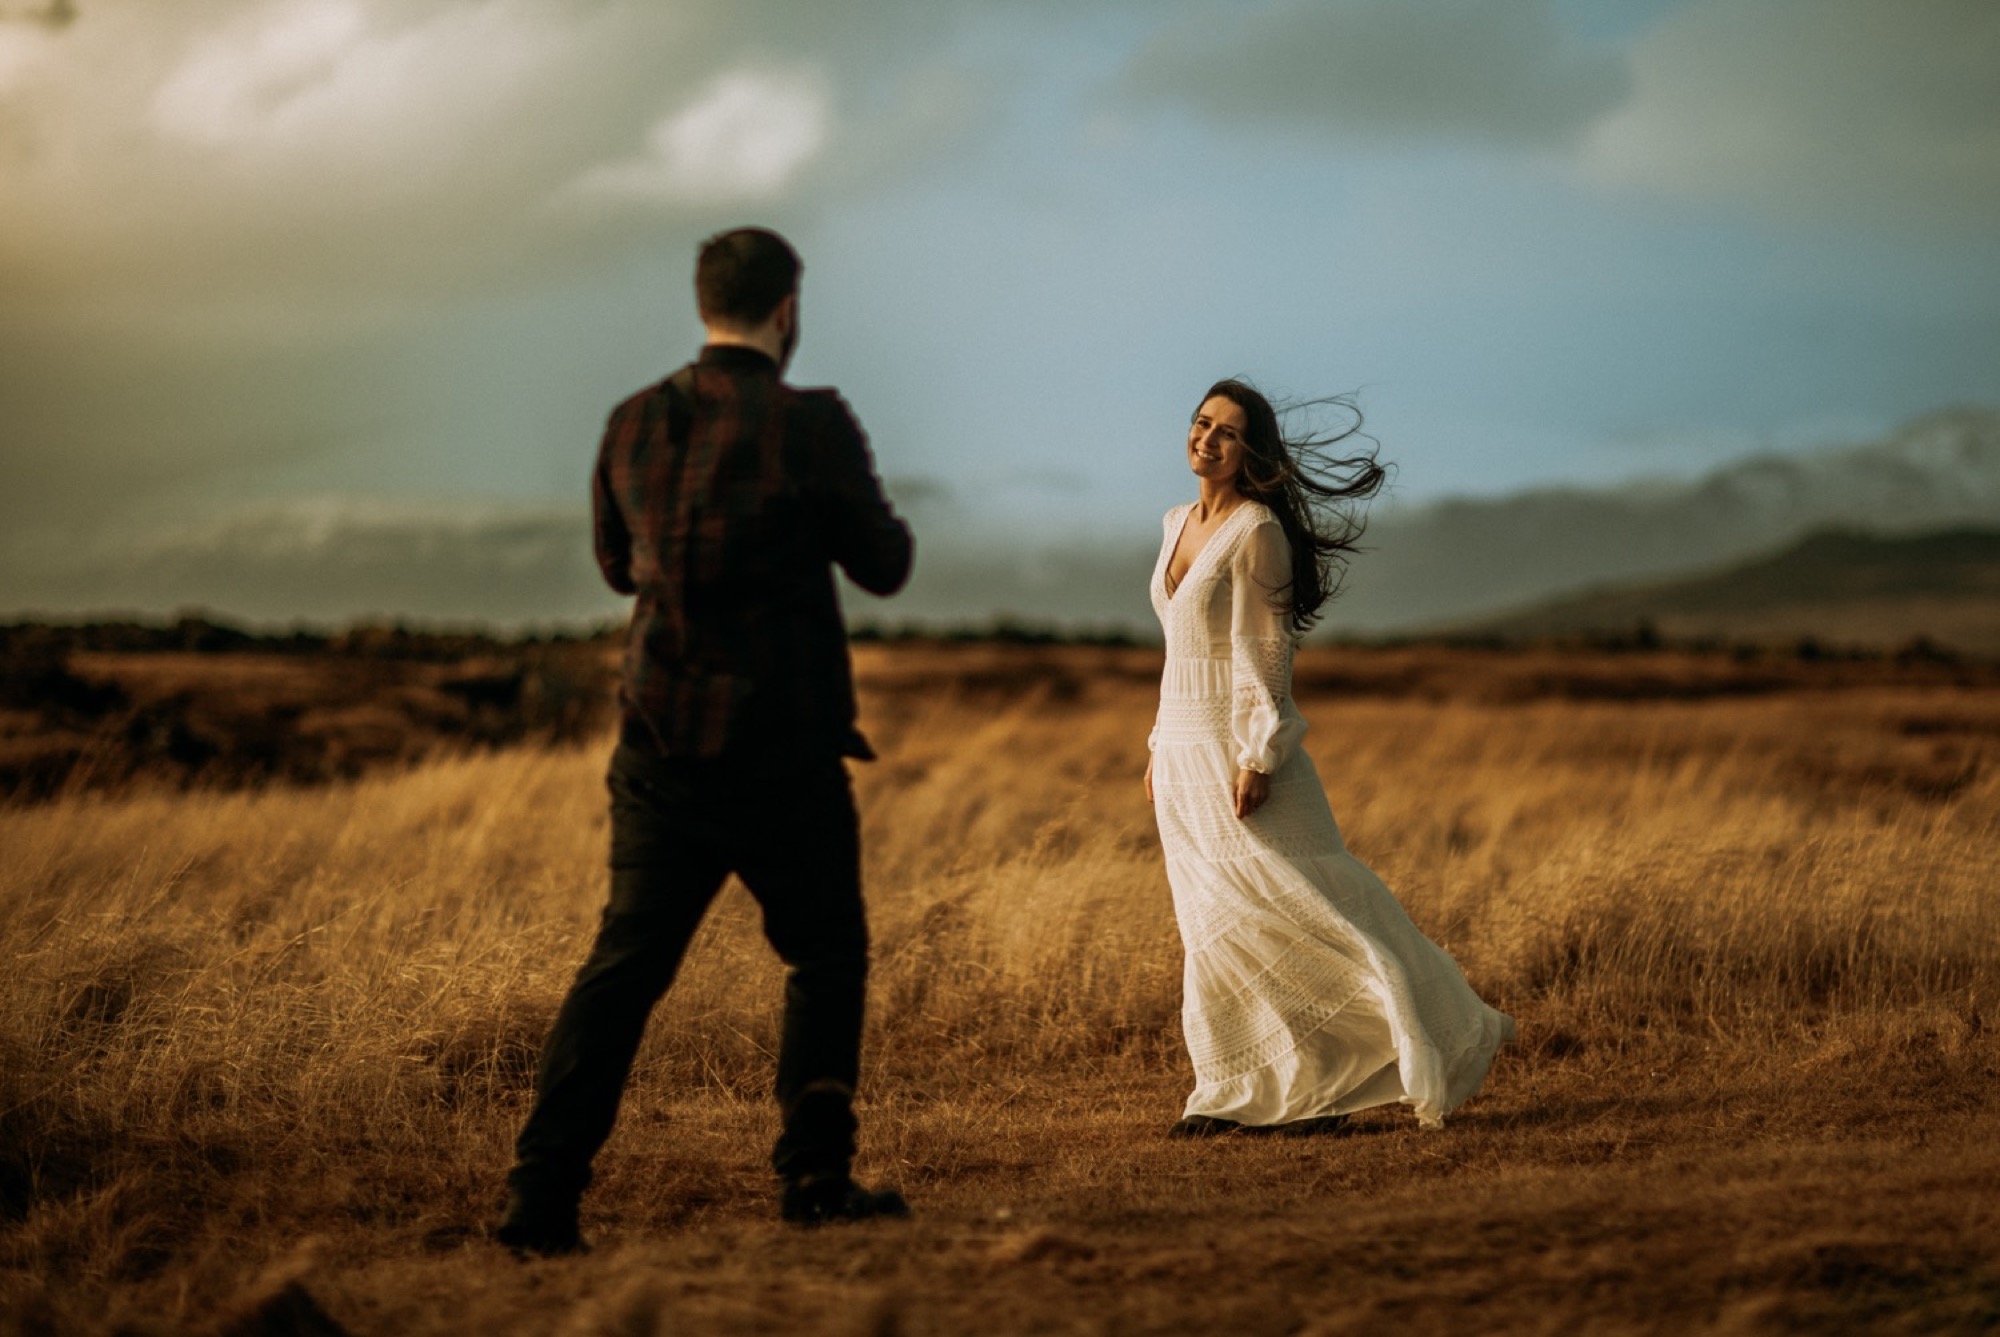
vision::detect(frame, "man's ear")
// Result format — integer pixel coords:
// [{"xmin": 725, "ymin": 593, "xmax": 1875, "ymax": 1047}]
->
[{"xmin": 774, "ymin": 292, "xmax": 798, "ymax": 335}]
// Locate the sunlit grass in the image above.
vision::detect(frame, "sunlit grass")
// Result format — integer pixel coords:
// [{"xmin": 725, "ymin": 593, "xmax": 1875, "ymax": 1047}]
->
[{"xmin": 3, "ymin": 648, "xmax": 1997, "ymax": 1333}]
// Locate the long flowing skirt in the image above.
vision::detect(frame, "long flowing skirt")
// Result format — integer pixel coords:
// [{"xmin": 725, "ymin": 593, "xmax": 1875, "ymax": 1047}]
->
[{"xmin": 1152, "ymin": 658, "xmax": 1514, "ymax": 1128}]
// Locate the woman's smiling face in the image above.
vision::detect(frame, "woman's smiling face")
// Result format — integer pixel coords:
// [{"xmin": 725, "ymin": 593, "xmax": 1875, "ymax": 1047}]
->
[{"xmin": 1188, "ymin": 395, "xmax": 1249, "ymax": 487}]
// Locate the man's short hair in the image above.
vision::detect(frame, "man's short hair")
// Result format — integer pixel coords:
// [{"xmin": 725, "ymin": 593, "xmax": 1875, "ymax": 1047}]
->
[{"xmin": 695, "ymin": 228, "xmax": 802, "ymax": 327}]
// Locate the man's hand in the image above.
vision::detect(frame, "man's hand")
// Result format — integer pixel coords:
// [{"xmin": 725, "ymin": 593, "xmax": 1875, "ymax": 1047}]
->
[
  {"xmin": 1144, "ymin": 756, "xmax": 1155, "ymax": 804},
  {"xmin": 1233, "ymin": 768, "xmax": 1269, "ymax": 819}
]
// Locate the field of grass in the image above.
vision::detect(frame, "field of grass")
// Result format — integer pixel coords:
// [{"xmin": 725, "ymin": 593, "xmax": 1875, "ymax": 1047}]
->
[{"xmin": 3, "ymin": 643, "xmax": 1998, "ymax": 1334}]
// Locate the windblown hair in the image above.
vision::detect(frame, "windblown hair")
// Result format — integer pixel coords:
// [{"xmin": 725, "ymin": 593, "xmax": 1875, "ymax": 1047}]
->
[
  {"xmin": 1199, "ymin": 378, "xmax": 1388, "ymax": 634},
  {"xmin": 695, "ymin": 227, "xmax": 801, "ymax": 327}
]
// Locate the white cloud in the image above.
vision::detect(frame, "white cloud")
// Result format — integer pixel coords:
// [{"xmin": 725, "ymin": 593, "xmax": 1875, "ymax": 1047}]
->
[
  {"xmin": 149, "ymin": 0, "xmax": 366, "ymax": 145},
  {"xmin": 1582, "ymin": 0, "xmax": 2000, "ymax": 233},
  {"xmin": 3, "ymin": 2, "xmax": 596, "ymax": 310},
  {"xmin": 564, "ymin": 67, "xmax": 831, "ymax": 208},
  {"xmin": 0, "ymin": 2, "xmax": 835, "ymax": 315},
  {"xmin": 0, "ymin": 1, "xmax": 990, "ymax": 323}
]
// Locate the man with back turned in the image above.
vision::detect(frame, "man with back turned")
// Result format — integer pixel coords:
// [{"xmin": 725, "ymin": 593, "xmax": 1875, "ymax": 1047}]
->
[{"xmin": 497, "ymin": 227, "xmax": 915, "ymax": 1255}]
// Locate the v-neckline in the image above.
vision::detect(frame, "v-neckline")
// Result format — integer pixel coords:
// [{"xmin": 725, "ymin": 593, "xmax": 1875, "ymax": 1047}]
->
[{"xmin": 1163, "ymin": 502, "xmax": 1248, "ymax": 602}]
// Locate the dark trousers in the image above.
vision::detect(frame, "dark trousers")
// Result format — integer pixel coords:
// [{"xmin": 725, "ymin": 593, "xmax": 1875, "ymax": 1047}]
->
[{"xmin": 507, "ymin": 742, "xmax": 870, "ymax": 1204}]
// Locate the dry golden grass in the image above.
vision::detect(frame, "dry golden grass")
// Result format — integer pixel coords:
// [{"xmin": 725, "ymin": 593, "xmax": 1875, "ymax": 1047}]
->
[{"xmin": 3, "ymin": 644, "xmax": 1999, "ymax": 1334}]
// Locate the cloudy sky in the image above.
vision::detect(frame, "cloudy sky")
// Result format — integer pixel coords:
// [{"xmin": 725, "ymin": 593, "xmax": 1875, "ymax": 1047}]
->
[{"xmin": 3, "ymin": 0, "xmax": 1998, "ymax": 629}]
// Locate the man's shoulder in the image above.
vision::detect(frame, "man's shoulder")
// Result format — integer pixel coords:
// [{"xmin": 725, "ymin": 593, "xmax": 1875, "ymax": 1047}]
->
[
  {"xmin": 607, "ymin": 368, "xmax": 693, "ymax": 423},
  {"xmin": 782, "ymin": 384, "xmax": 865, "ymax": 442},
  {"xmin": 787, "ymin": 383, "xmax": 858, "ymax": 416}
]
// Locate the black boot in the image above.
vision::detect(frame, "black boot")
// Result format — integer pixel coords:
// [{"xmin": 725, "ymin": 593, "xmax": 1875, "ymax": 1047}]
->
[
  {"xmin": 495, "ymin": 1190, "xmax": 588, "ymax": 1258},
  {"xmin": 779, "ymin": 1174, "xmax": 911, "ymax": 1227}
]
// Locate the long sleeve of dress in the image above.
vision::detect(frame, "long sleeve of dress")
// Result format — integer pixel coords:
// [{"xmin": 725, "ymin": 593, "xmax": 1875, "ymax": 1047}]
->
[{"xmin": 1229, "ymin": 519, "xmax": 1306, "ymax": 774}]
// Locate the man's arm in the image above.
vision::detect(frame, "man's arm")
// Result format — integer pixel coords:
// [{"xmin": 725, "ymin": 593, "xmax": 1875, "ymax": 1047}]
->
[
  {"xmin": 812, "ymin": 395, "xmax": 913, "ymax": 596},
  {"xmin": 591, "ymin": 410, "xmax": 638, "ymax": 596}
]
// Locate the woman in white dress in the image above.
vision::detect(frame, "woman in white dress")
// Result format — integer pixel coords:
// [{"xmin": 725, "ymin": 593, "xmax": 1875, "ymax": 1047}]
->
[{"xmin": 1146, "ymin": 379, "xmax": 1514, "ymax": 1137}]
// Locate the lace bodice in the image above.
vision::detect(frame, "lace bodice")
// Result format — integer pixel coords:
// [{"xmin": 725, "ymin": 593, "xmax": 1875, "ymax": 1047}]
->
[{"xmin": 1149, "ymin": 501, "xmax": 1307, "ymax": 775}]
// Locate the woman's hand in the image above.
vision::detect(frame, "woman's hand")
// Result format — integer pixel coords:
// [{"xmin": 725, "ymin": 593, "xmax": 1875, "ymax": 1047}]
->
[
  {"xmin": 1145, "ymin": 756, "xmax": 1155, "ymax": 803},
  {"xmin": 1232, "ymin": 768, "xmax": 1269, "ymax": 819}
]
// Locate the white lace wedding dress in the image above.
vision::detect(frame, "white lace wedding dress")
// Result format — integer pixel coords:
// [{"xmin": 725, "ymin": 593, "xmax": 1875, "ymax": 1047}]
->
[{"xmin": 1149, "ymin": 501, "xmax": 1514, "ymax": 1129}]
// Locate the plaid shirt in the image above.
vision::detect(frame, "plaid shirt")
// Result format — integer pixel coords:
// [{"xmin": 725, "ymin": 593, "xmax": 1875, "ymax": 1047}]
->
[{"xmin": 592, "ymin": 345, "xmax": 913, "ymax": 760}]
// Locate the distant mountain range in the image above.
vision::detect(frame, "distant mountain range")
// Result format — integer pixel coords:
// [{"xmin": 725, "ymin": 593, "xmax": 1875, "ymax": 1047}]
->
[
  {"xmin": 7, "ymin": 407, "xmax": 1998, "ymax": 638},
  {"xmin": 1450, "ymin": 526, "xmax": 2000, "ymax": 654},
  {"xmin": 1323, "ymin": 407, "xmax": 2000, "ymax": 635}
]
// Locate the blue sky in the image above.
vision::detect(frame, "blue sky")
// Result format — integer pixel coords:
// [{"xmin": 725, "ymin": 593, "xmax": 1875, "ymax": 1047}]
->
[{"xmin": 2, "ymin": 0, "xmax": 1997, "ymax": 623}]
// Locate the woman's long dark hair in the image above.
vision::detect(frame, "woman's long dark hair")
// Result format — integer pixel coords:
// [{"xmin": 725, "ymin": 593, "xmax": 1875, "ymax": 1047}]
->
[{"xmin": 1200, "ymin": 378, "xmax": 1388, "ymax": 634}]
